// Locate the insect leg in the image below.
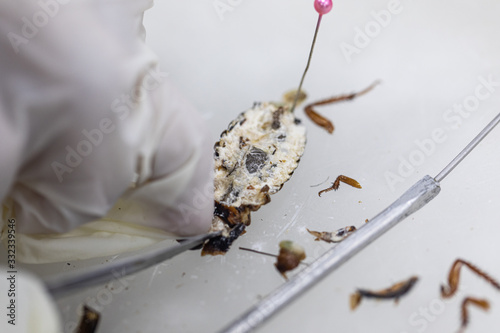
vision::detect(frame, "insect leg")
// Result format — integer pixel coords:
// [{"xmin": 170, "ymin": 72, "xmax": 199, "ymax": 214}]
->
[
  {"xmin": 460, "ymin": 297, "xmax": 490, "ymax": 330},
  {"xmin": 318, "ymin": 175, "xmax": 361, "ymax": 196},
  {"xmin": 304, "ymin": 81, "xmax": 380, "ymax": 134},
  {"xmin": 441, "ymin": 259, "xmax": 500, "ymax": 298},
  {"xmin": 332, "ymin": 175, "xmax": 362, "ymax": 190}
]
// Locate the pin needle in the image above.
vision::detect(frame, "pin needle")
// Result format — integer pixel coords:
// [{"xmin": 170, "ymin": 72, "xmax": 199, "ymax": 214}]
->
[
  {"xmin": 435, "ymin": 111, "xmax": 500, "ymax": 182},
  {"xmin": 290, "ymin": 0, "xmax": 333, "ymax": 113}
]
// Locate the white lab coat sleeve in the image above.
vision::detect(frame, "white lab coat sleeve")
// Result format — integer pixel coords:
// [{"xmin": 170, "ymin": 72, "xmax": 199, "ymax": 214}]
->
[{"xmin": 0, "ymin": 0, "xmax": 213, "ymax": 262}]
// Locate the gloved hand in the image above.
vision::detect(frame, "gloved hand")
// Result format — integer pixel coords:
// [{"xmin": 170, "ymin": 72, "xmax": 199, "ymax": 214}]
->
[
  {"xmin": 0, "ymin": 0, "xmax": 214, "ymax": 262},
  {"xmin": 0, "ymin": 268, "xmax": 61, "ymax": 333}
]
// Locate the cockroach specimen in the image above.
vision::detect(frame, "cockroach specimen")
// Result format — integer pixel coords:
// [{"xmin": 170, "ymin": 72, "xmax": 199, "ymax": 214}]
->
[
  {"xmin": 201, "ymin": 102, "xmax": 307, "ymax": 256},
  {"xmin": 318, "ymin": 175, "xmax": 362, "ymax": 197},
  {"xmin": 440, "ymin": 259, "xmax": 500, "ymax": 298},
  {"xmin": 307, "ymin": 226, "xmax": 356, "ymax": 243},
  {"xmin": 459, "ymin": 297, "xmax": 490, "ymax": 331},
  {"xmin": 350, "ymin": 276, "xmax": 419, "ymax": 310},
  {"xmin": 304, "ymin": 81, "xmax": 379, "ymax": 134},
  {"xmin": 75, "ymin": 305, "xmax": 100, "ymax": 333}
]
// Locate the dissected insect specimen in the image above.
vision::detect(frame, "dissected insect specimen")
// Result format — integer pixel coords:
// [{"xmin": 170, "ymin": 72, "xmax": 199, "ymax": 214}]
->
[
  {"xmin": 76, "ymin": 305, "xmax": 100, "ymax": 333},
  {"xmin": 350, "ymin": 276, "xmax": 419, "ymax": 310},
  {"xmin": 304, "ymin": 81, "xmax": 379, "ymax": 134},
  {"xmin": 318, "ymin": 175, "xmax": 362, "ymax": 197},
  {"xmin": 440, "ymin": 259, "xmax": 500, "ymax": 298},
  {"xmin": 307, "ymin": 226, "xmax": 356, "ymax": 243},
  {"xmin": 274, "ymin": 240, "xmax": 306, "ymax": 280},
  {"xmin": 201, "ymin": 102, "xmax": 307, "ymax": 256},
  {"xmin": 459, "ymin": 297, "xmax": 490, "ymax": 331},
  {"xmin": 201, "ymin": 0, "xmax": 370, "ymax": 255}
]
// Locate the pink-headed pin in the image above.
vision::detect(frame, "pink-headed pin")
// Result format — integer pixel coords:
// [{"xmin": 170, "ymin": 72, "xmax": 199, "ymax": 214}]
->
[
  {"xmin": 290, "ymin": 0, "xmax": 333, "ymax": 112},
  {"xmin": 314, "ymin": 0, "xmax": 333, "ymax": 15}
]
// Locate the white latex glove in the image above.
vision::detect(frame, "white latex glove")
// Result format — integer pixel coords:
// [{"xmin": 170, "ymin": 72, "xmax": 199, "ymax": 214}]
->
[
  {"xmin": 0, "ymin": 267, "xmax": 62, "ymax": 333},
  {"xmin": 0, "ymin": 0, "xmax": 213, "ymax": 262}
]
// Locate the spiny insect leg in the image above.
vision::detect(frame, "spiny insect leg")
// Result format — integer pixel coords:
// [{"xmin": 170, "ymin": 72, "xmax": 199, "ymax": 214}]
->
[
  {"xmin": 318, "ymin": 175, "xmax": 362, "ymax": 196},
  {"xmin": 304, "ymin": 81, "xmax": 380, "ymax": 134}
]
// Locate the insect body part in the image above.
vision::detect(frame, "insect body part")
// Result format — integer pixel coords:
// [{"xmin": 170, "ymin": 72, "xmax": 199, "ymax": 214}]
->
[
  {"xmin": 460, "ymin": 297, "xmax": 490, "ymax": 331},
  {"xmin": 350, "ymin": 276, "xmax": 419, "ymax": 311},
  {"xmin": 202, "ymin": 102, "xmax": 307, "ymax": 255},
  {"xmin": 275, "ymin": 240, "xmax": 306, "ymax": 280},
  {"xmin": 306, "ymin": 107, "xmax": 334, "ymax": 133},
  {"xmin": 440, "ymin": 259, "xmax": 500, "ymax": 298},
  {"xmin": 76, "ymin": 305, "xmax": 100, "ymax": 333},
  {"xmin": 318, "ymin": 175, "xmax": 362, "ymax": 196},
  {"xmin": 307, "ymin": 226, "xmax": 356, "ymax": 243},
  {"xmin": 304, "ymin": 81, "xmax": 379, "ymax": 134},
  {"xmin": 282, "ymin": 89, "xmax": 307, "ymax": 107},
  {"xmin": 201, "ymin": 224, "xmax": 246, "ymax": 256}
]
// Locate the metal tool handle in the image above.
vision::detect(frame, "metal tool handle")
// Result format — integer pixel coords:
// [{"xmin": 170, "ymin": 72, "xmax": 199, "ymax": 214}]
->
[
  {"xmin": 45, "ymin": 232, "xmax": 220, "ymax": 297},
  {"xmin": 220, "ymin": 175, "xmax": 441, "ymax": 333}
]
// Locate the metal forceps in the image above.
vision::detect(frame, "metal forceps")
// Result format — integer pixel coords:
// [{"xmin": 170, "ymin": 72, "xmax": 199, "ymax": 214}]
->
[{"xmin": 44, "ymin": 231, "xmax": 220, "ymax": 297}]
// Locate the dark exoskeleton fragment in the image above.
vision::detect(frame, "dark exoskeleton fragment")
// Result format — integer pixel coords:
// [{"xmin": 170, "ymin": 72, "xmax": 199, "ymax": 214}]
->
[{"xmin": 75, "ymin": 305, "xmax": 100, "ymax": 333}]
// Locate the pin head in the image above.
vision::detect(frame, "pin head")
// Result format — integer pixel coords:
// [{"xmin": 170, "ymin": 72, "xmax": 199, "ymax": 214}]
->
[{"xmin": 314, "ymin": 0, "xmax": 333, "ymax": 15}]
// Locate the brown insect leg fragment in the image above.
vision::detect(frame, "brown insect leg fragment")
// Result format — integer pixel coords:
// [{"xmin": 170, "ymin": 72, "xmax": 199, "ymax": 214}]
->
[
  {"xmin": 441, "ymin": 259, "xmax": 500, "ymax": 298},
  {"xmin": 350, "ymin": 292, "xmax": 363, "ymax": 311},
  {"xmin": 75, "ymin": 305, "xmax": 100, "ymax": 333},
  {"xmin": 349, "ymin": 276, "xmax": 419, "ymax": 311},
  {"xmin": 304, "ymin": 80, "xmax": 379, "ymax": 134},
  {"xmin": 305, "ymin": 108, "xmax": 334, "ymax": 133},
  {"xmin": 318, "ymin": 175, "xmax": 362, "ymax": 197},
  {"xmin": 333, "ymin": 175, "xmax": 362, "ymax": 190},
  {"xmin": 306, "ymin": 228, "xmax": 324, "ymax": 242},
  {"xmin": 460, "ymin": 297, "xmax": 490, "ymax": 330}
]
